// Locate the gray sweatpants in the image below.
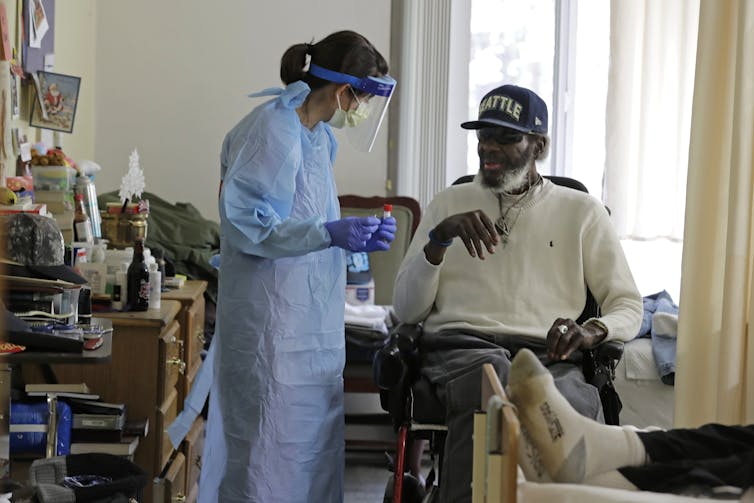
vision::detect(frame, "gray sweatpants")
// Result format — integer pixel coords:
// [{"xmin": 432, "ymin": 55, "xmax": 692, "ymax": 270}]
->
[{"xmin": 418, "ymin": 332, "xmax": 603, "ymax": 503}]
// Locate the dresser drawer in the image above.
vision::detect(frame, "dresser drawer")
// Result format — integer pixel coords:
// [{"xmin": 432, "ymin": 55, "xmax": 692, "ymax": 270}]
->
[
  {"xmin": 183, "ymin": 417, "xmax": 205, "ymax": 497},
  {"xmin": 157, "ymin": 387, "xmax": 179, "ymax": 472},
  {"xmin": 154, "ymin": 451, "xmax": 186, "ymax": 503},
  {"xmin": 159, "ymin": 321, "xmax": 183, "ymax": 405},
  {"xmin": 184, "ymin": 295, "xmax": 206, "ymax": 371}
]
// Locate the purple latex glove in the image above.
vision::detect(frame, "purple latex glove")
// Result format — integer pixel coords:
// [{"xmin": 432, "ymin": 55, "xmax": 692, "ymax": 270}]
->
[
  {"xmin": 364, "ymin": 217, "xmax": 397, "ymax": 252},
  {"xmin": 325, "ymin": 216, "xmax": 381, "ymax": 252}
]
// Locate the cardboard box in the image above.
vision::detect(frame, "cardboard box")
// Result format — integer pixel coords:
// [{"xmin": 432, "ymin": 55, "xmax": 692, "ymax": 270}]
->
[{"xmin": 34, "ymin": 189, "xmax": 74, "ymax": 213}]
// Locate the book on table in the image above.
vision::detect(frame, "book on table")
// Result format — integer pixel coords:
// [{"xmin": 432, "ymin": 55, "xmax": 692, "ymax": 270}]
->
[
  {"xmin": 73, "ymin": 412, "xmax": 126, "ymax": 430},
  {"xmin": 26, "ymin": 390, "xmax": 100, "ymax": 400},
  {"xmin": 66, "ymin": 398, "xmax": 126, "ymax": 415},
  {"xmin": 70, "ymin": 436, "xmax": 139, "ymax": 456},
  {"xmin": 71, "ymin": 416, "xmax": 149, "ymax": 443},
  {"xmin": 25, "ymin": 383, "xmax": 91, "ymax": 394}
]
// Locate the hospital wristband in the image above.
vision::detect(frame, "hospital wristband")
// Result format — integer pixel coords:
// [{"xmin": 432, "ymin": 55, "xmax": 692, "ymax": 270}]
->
[{"xmin": 428, "ymin": 229, "xmax": 453, "ymax": 247}]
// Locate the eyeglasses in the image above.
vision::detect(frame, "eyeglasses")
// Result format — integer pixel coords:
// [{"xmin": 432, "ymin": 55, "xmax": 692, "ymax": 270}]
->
[{"xmin": 476, "ymin": 128, "xmax": 525, "ymax": 145}]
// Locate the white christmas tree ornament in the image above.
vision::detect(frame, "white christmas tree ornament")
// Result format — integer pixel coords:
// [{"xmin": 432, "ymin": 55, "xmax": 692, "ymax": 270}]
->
[{"xmin": 118, "ymin": 148, "xmax": 146, "ymax": 204}]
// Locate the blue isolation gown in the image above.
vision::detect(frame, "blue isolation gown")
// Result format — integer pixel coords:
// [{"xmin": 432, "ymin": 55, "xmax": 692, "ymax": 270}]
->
[{"xmin": 198, "ymin": 81, "xmax": 346, "ymax": 502}]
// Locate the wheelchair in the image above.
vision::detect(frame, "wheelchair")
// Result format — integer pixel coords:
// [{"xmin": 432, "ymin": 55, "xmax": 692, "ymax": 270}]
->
[
  {"xmin": 373, "ymin": 174, "xmax": 625, "ymax": 502},
  {"xmin": 373, "ymin": 304, "xmax": 624, "ymax": 503}
]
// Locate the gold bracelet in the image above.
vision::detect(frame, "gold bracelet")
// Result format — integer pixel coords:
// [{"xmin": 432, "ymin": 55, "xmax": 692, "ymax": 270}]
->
[{"xmin": 583, "ymin": 317, "xmax": 609, "ymax": 335}]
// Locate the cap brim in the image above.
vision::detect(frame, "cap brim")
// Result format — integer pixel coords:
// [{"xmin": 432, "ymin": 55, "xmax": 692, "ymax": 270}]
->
[
  {"xmin": 4, "ymin": 262, "xmax": 87, "ymax": 285},
  {"xmin": 460, "ymin": 119, "xmax": 531, "ymax": 132}
]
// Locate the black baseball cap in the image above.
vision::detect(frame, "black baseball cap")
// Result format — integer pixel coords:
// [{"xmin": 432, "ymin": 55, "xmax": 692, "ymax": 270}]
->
[
  {"xmin": 461, "ymin": 84, "xmax": 548, "ymax": 135},
  {"xmin": 1, "ymin": 213, "xmax": 87, "ymax": 285}
]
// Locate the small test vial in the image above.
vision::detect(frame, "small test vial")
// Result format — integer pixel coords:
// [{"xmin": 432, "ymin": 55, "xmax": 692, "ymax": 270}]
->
[{"xmin": 383, "ymin": 204, "xmax": 392, "ymax": 220}]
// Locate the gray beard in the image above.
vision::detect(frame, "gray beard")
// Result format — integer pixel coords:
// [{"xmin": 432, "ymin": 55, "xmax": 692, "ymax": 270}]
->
[
  {"xmin": 498, "ymin": 165, "xmax": 530, "ymax": 193},
  {"xmin": 481, "ymin": 164, "xmax": 531, "ymax": 193}
]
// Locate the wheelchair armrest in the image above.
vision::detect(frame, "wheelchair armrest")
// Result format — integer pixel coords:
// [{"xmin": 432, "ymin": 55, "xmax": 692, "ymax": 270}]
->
[
  {"xmin": 372, "ymin": 323, "xmax": 422, "ymax": 391},
  {"xmin": 583, "ymin": 339, "xmax": 624, "ymax": 386},
  {"xmin": 594, "ymin": 340, "xmax": 624, "ymax": 361},
  {"xmin": 393, "ymin": 323, "xmax": 423, "ymax": 352}
]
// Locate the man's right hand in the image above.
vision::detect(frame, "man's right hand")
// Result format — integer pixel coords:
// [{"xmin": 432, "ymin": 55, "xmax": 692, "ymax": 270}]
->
[{"xmin": 425, "ymin": 210, "xmax": 499, "ymax": 264}]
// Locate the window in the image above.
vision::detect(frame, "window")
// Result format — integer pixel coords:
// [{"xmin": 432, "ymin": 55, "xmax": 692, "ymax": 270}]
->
[
  {"xmin": 468, "ymin": 0, "xmax": 609, "ymax": 195},
  {"xmin": 467, "ymin": 0, "xmax": 682, "ymax": 301}
]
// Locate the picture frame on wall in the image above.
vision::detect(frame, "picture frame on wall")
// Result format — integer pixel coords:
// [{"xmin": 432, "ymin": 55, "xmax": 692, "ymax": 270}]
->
[{"xmin": 29, "ymin": 71, "xmax": 81, "ymax": 133}]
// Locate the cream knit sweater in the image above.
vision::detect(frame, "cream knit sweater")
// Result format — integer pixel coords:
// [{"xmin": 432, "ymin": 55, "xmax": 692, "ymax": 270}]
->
[{"xmin": 393, "ymin": 177, "xmax": 642, "ymax": 342}]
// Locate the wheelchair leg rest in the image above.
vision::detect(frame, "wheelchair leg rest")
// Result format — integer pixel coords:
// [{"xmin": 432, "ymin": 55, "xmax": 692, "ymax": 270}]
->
[{"xmin": 394, "ymin": 424, "xmax": 409, "ymax": 503}]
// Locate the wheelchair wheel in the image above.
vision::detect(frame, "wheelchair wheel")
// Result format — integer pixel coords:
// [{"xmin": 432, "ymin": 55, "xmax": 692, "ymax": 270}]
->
[{"xmin": 382, "ymin": 473, "xmax": 426, "ymax": 503}]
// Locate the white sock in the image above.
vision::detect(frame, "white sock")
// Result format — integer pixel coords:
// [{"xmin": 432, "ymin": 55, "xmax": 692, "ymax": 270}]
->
[
  {"xmin": 506, "ymin": 348, "xmax": 647, "ymax": 483},
  {"xmin": 517, "ymin": 425, "xmax": 552, "ymax": 482}
]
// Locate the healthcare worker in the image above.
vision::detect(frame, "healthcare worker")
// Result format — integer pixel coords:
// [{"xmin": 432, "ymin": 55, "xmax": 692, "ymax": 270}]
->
[{"xmin": 198, "ymin": 30, "xmax": 397, "ymax": 502}]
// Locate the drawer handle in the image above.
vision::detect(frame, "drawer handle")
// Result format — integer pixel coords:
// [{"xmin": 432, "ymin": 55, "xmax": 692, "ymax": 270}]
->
[
  {"xmin": 196, "ymin": 330, "xmax": 206, "ymax": 345},
  {"xmin": 167, "ymin": 357, "xmax": 186, "ymax": 375},
  {"xmin": 173, "ymin": 494, "xmax": 186, "ymax": 503},
  {"xmin": 195, "ymin": 454, "xmax": 202, "ymax": 470}
]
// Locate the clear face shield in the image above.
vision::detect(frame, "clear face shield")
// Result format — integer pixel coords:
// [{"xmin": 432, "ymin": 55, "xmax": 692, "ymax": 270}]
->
[{"xmin": 308, "ymin": 64, "xmax": 396, "ymax": 152}]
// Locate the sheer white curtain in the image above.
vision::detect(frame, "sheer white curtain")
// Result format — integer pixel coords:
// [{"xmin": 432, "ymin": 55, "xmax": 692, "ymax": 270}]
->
[
  {"xmin": 392, "ymin": 0, "xmax": 470, "ymax": 209},
  {"xmin": 604, "ymin": 0, "xmax": 699, "ymax": 241}
]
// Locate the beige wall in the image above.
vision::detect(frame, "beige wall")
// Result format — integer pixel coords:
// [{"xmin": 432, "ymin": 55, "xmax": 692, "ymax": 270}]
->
[
  {"xmin": 86, "ymin": 0, "xmax": 392, "ymax": 222},
  {"xmin": 54, "ymin": 1, "xmax": 97, "ymax": 162},
  {"xmin": 3, "ymin": 1, "xmax": 391, "ymax": 221}
]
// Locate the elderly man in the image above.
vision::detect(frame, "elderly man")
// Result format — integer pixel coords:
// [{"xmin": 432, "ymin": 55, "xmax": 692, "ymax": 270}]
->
[{"xmin": 392, "ymin": 84, "xmax": 642, "ymax": 502}]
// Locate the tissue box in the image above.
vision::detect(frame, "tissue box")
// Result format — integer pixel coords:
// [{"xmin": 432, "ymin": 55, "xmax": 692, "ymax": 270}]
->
[{"xmin": 346, "ymin": 279, "xmax": 375, "ymax": 306}]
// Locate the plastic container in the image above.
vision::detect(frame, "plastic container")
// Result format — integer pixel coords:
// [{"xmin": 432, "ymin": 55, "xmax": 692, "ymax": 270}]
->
[
  {"xmin": 31, "ymin": 165, "xmax": 77, "ymax": 192},
  {"xmin": 148, "ymin": 263, "xmax": 161, "ymax": 310},
  {"xmin": 112, "ymin": 267, "xmax": 128, "ymax": 311},
  {"xmin": 75, "ymin": 175, "xmax": 102, "ymax": 239}
]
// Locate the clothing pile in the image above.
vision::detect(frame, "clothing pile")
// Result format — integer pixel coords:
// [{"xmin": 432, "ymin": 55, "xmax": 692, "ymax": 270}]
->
[
  {"xmin": 634, "ymin": 290, "xmax": 679, "ymax": 385},
  {"xmin": 344, "ymin": 303, "xmax": 394, "ymax": 350}
]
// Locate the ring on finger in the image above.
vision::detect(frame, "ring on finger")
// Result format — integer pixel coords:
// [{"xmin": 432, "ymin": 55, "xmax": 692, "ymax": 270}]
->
[{"xmin": 557, "ymin": 324, "xmax": 568, "ymax": 335}]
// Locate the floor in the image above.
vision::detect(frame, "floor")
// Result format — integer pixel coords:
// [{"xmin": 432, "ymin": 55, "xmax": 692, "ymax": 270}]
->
[
  {"xmin": 345, "ymin": 450, "xmax": 391, "ymax": 502},
  {"xmin": 345, "ymin": 448, "xmax": 435, "ymax": 503}
]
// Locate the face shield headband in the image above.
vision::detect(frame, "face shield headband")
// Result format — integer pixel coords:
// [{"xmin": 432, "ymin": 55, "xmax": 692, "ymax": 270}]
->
[{"xmin": 308, "ymin": 64, "xmax": 397, "ymax": 152}]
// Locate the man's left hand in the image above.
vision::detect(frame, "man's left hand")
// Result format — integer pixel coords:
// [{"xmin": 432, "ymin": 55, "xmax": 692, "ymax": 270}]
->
[{"xmin": 546, "ymin": 318, "xmax": 607, "ymax": 361}]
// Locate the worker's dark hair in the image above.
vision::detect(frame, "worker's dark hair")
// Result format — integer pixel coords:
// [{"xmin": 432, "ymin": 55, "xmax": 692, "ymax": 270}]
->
[{"xmin": 280, "ymin": 30, "xmax": 388, "ymax": 96}]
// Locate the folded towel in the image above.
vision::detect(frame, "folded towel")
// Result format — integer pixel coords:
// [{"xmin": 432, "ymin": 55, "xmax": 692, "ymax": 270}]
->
[
  {"xmin": 345, "ymin": 314, "xmax": 388, "ymax": 332},
  {"xmin": 344, "ymin": 303, "xmax": 390, "ymax": 320}
]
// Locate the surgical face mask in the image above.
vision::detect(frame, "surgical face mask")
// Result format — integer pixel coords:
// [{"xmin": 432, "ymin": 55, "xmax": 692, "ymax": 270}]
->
[{"xmin": 328, "ymin": 88, "xmax": 370, "ymax": 129}]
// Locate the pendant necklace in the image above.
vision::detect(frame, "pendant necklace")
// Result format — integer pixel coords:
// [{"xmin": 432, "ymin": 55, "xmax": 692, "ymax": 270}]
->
[{"xmin": 493, "ymin": 175, "xmax": 542, "ymax": 246}]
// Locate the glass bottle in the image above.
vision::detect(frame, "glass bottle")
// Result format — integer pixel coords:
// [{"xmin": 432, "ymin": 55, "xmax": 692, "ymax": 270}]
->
[
  {"xmin": 127, "ymin": 239, "xmax": 150, "ymax": 311},
  {"xmin": 73, "ymin": 193, "xmax": 94, "ymax": 244}
]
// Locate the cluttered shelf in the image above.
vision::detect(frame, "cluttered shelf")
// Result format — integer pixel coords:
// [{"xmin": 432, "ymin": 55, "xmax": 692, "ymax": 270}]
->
[{"xmin": 1, "ymin": 319, "xmax": 112, "ymax": 364}]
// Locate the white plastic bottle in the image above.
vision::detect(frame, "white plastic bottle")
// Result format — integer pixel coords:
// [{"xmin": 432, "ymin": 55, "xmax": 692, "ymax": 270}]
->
[
  {"xmin": 148, "ymin": 262, "xmax": 161, "ymax": 310},
  {"xmin": 113, "ymin": 267, "xmax": 127, "ymax": 310}
]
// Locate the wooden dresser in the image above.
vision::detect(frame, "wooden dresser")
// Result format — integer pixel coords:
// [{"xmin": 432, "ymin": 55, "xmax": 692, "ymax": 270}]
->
[
  {"xmin": 39, "ymin": 301, "xmax": 182, "ymax": 503},
  {"xmin": 22, "ymin": 282, "xmax": 210, "ymax": 502}
]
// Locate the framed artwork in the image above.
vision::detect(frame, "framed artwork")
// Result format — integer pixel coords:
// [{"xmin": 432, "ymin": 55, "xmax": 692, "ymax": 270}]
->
[{"xmin": 29, "ymin": 71, "xmax": 81, "ymax": 133}]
